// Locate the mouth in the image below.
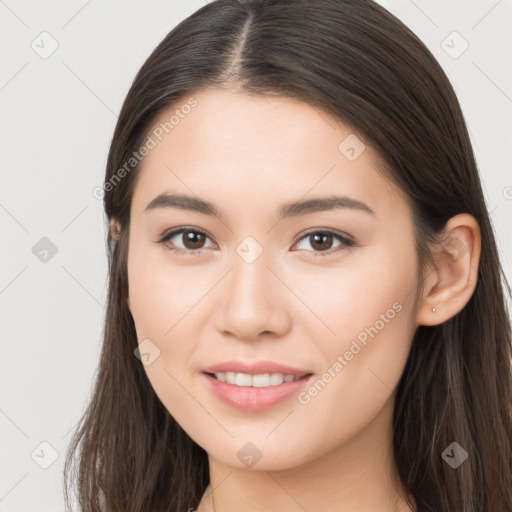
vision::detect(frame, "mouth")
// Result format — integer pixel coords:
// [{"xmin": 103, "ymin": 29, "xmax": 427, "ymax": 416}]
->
[
  {"xmin": 201, "ymin": 371, "xmax": 314, "ymax": 412},
  {"xmin": 206, "ymin": 371, "xmax": 312, "ymax": 387}
]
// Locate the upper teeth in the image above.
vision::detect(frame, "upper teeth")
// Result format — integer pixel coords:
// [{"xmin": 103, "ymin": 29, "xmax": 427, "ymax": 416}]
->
[{"xmin": 214, "ymin": 372, "xmax": 300, "ymax": 387}]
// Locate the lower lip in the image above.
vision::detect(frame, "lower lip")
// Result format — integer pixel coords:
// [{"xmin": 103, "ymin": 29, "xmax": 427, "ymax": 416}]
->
[{"xmin": 202, "ymin": 372, "xmax": 313, "ymax": 412}]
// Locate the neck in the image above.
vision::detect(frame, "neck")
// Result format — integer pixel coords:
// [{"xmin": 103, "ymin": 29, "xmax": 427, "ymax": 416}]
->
[{"xmin": 197, "ymin": 394, "xmax": 415, "ymax": 512}]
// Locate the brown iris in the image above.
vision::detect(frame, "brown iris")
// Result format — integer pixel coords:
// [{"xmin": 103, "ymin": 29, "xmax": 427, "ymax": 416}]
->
[
  {"xmin": 181, "ymin": 230, "xmax": 207, "ymax": 250},
  {"xmin": 308, "ymin": 233, "xmax": 334, "ymax": 251}
]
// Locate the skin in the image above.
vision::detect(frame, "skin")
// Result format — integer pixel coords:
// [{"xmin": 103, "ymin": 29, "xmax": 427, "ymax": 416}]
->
[{"xmin": 112, "ymin": 87, "xmax": 481, "ymax": 512}]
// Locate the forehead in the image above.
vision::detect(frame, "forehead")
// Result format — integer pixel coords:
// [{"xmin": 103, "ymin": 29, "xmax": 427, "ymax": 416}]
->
[{"xmin": 130, "ymin": 87, "xmax": 407, "ymax": 220}]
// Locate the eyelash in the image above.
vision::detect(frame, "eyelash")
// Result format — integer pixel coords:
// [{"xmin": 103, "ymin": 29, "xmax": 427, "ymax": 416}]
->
[{"xmin": 157, "ymin": 226, "xmax": 355, "ymax": 258}]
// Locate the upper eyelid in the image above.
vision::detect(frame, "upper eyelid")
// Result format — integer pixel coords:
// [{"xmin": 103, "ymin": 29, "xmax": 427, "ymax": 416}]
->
[{"xmin": 160, "ymin": 226, "xmax": 214, "ymax": 243}]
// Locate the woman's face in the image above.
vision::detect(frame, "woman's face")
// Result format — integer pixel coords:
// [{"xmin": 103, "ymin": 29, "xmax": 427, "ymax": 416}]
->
[{"xmin": 125, "ymin": 87, "xmax": 422, "ymax": 470}]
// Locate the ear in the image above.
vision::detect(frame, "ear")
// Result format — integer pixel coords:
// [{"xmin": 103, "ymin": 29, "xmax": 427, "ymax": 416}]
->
[
  {"xmin": 109, "ymin": 218, "xmax": 131, "ymax": 310},
  {"xmin": 416, "ymin": 213, "xmax": 481, "ymax": 326},
  {"xmin": 109, "ymin": 217, "xmax": 121, "ymax": 240}
]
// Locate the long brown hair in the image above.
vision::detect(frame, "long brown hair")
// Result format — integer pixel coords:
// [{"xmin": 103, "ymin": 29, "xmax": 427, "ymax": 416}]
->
[{"xmin": 63, "ymin": 1, "xmax": 512, "ymax": 510}]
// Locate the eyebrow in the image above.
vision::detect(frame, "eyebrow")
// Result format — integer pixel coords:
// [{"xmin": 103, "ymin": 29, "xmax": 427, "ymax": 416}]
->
[{"xmin": 144, "ymin": 192, "xmax": 375, "ymax": 219}]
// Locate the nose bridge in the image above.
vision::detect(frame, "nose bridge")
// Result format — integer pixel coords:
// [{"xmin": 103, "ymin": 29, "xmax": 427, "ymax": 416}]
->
[
  {"xmin": 217, "ymin": 236, "xmax": 289, "ymax": 339},
  {"xmin": 228, "ymin": 240, "xmax": 273, "ymax": 313},
  {"xmin": 230, "ymin": 248, "xmax": 270, "ymax": 305}
]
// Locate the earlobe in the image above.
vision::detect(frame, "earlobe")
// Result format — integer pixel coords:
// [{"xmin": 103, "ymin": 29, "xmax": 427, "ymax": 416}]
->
[
  {"xmin": 110, "ymin": 218, "xmax": 122, "ymax": 240},
  {"xmin": 416, "ymin": 213, "xmax": 481, "ymax": 326}
]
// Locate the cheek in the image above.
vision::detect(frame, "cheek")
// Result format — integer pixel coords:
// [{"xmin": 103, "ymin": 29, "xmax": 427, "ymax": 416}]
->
[
  {"xmin": 127, "ymin": 246, "xmax": 206, "ymax": 402},
  {"xmin": 127, "ymin": 247, "xmax": 203, "ymax": 420},
  {"xmin": 288, "ymin": 239, "xmax": 418, "ymax": 344},
  {"xmin": 127, "ymin": 239, "xmax": 204, "ymax": 340},
  {"xmin": 290, "ymin": 241, "xmax": 418, "ymax": 403},
  {"xmin": 291, "ymin": 281, "xmax": 417, "ymax": 460}
]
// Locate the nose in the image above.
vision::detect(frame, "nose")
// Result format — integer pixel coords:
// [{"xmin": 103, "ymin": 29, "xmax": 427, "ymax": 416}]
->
[{"xmin": 214, "ymin": 249, "xmax": 291, "ymax": 341}]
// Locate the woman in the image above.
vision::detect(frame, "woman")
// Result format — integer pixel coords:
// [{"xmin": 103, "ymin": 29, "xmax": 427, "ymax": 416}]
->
[{"xmin": 64, "ymin": 0, "xmax": 512, "ymax": 510}]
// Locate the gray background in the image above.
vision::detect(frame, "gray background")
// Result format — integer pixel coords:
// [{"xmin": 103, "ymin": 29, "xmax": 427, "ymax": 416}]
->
[{"xmin": 1, "ymin": 0, "xmax": 511, "ymax": 510}]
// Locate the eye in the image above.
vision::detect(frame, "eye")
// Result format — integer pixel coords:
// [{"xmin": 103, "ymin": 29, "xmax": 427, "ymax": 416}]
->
[
  {"xmin": 157, "ymin": 227, "xmax": 216, "ymax": 256},
  {"xmin": 157, "ymin": 227, "xmax": 354, "ymax": 258},
  {"xmin": 291, "ymin": 229, "xmax": 354, "ymax": 257}
]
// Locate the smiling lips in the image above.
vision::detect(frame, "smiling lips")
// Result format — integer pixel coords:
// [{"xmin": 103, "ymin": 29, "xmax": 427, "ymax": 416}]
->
[
  {"xmin": 202, "ymin": 360, "xmax": 314, "ymax": 411},
  {"xmin": 211, "ymin": 371, "xmax": 304, "ymax": 387},
  {"xmin": 202, "ymin": 360, "xmax": 312, "ymax": 386}
]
